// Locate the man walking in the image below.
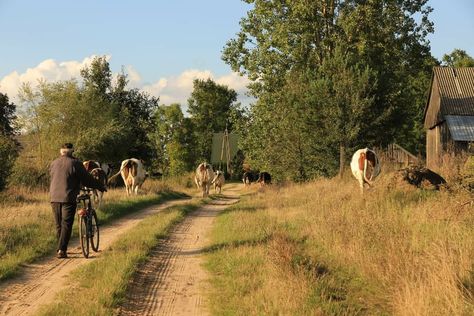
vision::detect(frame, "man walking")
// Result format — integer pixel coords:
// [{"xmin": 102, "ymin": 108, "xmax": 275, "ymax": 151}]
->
[{"xmin": 50, "ymin": 143, "xmax": 106, "ymax": 258}]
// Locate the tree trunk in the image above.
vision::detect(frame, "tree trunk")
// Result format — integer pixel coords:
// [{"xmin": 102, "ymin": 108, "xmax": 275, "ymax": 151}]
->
[{"xmin": 339, "ymin": 142, "xmax": 345, "ymax": 178}]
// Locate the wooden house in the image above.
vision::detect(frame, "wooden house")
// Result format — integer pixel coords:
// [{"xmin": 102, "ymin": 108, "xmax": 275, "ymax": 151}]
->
[{"xmin": 424, "ymin": 67, "xmax": 474, "ymax": 170}]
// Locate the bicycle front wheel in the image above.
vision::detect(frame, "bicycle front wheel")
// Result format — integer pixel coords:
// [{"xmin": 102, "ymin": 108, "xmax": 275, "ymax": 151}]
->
[
  {"xmin": 79, "ymin": 215, "xmax": 90, "ymax": 258},
  {"xmin": 90, "ymin": 210, "xmax": 100, "ymax": 252}
]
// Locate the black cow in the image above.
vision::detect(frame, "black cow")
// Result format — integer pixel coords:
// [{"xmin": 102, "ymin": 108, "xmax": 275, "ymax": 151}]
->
[
  {"xmin": 242, "ymin": 171, "xmax": 257, "ymax": 187},
  {"xmin": 257, "ymin": 172, "xmax": 271, "ymax": 187}
]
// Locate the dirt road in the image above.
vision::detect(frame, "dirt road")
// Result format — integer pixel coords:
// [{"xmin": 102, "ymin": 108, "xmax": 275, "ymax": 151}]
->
[
  {"xmin": 119, "ymin": 187, "xmax": 240, "ymax": 316},
  {"xmin": 0, "ymin": 198, "xmax": 191, "ymax": 316}
]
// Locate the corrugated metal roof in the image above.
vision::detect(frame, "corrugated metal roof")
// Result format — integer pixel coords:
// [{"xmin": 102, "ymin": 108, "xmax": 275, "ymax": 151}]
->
[
  {"xmin": 445, "ymin": 115, "xmax": 474, "ymax": 141},
  {"xmin": 433, "ymin": 67, "xmax": 474, "ymax": 116}
]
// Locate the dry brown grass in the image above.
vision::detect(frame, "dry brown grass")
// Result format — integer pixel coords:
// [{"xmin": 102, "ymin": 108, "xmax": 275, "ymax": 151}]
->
[{"xmin": 206, "ymin": 171, "xmax": 474, "ymax": 315}]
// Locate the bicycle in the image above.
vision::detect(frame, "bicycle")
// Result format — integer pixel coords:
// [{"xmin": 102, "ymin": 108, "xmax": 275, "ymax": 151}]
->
[{"xmin": 76, "ymin": 188, "xmax": 100, "ymax": 258}]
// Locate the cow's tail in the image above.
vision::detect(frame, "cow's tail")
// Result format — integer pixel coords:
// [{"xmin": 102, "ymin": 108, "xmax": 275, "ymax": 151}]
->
[
  {"xmin": 107, "ymin": 170, "xmax": 122, "ymax": 186},
  {"xmin": 107, "ymin": 160, "xmax": 128, "ymax": 185}
]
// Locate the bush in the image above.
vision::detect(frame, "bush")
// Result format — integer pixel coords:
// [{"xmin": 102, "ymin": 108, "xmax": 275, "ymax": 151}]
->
[
  {"xmin": 8, "ymin": 161, "xmax": 49, "ymax": 189},
  {"xmin": 0, "ymin": 135, "xmax": 19, "ymax": 190}
]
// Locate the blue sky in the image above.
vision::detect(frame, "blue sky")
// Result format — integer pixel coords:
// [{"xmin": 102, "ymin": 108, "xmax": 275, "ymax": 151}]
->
[{"xmin": 0, "ymin": 0, "xmax": 473, "ymax": 105}]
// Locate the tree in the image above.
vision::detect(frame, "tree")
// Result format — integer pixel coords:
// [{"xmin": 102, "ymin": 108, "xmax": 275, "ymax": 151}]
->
[
  {"xmin": 442, "ymin": 49, "xmax": 474, "ymax": 67},
  {"xmin": 223, "ymin": 0, "xmax": 435, "ymax": 179},
  {"xmin": 187, "ymin": 79, "xmax": 238, "ymax": 161},
  {"xmin": 0, "ymin": 92, "xmax": 19, "ymax": 189},
  {"xmin": 150, "ymin": 104, "xmax": 195, "ymax": 176}
]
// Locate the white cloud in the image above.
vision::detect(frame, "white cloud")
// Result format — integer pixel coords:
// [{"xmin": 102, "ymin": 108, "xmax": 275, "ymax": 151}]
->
[
  {"xmin": 142, "ymin": 69, "xmax": 252, "ymax": 110},
  {"xmin": 0, "ymin": 56, "xmax": 252, "ymax": 110},
  {"xmin": 0, "ymin": 55, "xmax": 110, "ymax": 102}
]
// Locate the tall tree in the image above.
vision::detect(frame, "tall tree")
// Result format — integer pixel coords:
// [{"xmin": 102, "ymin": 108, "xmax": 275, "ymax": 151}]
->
[
  {"xmin": 187, "ymin": 78, "xmax": 238, "ymax": 161},
  {"xmin": 150, "ymin": 104, "xmax": 195, "ymax": 176},
  {"xmin": 224, "ymin": 0, "xmax": 434, "ymax": 180}
]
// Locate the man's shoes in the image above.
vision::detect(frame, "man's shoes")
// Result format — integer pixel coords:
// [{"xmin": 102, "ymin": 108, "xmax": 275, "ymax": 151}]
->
[{"xmin": 57, "ymin": 250, "xmax": 68, "ymax": 258}]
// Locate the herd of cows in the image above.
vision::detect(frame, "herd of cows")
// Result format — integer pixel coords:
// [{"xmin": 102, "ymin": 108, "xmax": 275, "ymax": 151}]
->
[
  {"xmin": 194, "ymin": 162, "xmax": 272, "ymax": 197},
  {"xmin": 80, "ymin": 147, "xmax": 381, "ymax": 203}
]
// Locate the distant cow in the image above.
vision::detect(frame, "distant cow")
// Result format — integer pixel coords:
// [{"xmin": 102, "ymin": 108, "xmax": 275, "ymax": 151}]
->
[
  {"xmin": 212, "ymin": 170, "xmax": 225, "ymax": 194},
  {"xmin": 109, "ymin": 158, "xmax": 146, "ymax": 195},
  {"xmin": 195, "ymin": 162, "xmax": 215, "ymax": 197},
  {"xmin": 90, "ymin": 168, "xmax": 107, "ymax": 206},
  {"xmin": 350, "ymin": 148, "xmax": 381, "ymax": 194},
  {"xmin": 257, "ymin": 172, "xmax": 272, "ymax": 187},
  {"xmin": 242, "ymin": 171, "xmax": 257, "ymax": 187}
]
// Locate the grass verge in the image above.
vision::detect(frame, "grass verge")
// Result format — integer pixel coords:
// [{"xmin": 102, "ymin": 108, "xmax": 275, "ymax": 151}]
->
[{"xmin": 38, "ymin": 199, "xmax": 204, "ymax": 316}]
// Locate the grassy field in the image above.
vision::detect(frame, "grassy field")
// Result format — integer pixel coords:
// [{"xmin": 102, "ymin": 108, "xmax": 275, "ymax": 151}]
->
[
  {"xmin": 38, "ymin": 200, "xmax": 203, "ymax": 316},
  {"xmin": 204, "ymin": 172, "xmax": 474, "ymax": 315},
  {"xmin": 0, "ymin": 176, "xmax": 194, "ymax": 280}
]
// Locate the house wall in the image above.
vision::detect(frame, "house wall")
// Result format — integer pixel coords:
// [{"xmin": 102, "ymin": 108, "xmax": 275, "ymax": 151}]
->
[
  {"xmin": 424, "ymin": 77, "xmax": 442, "ymax": 129},
  {"xmin": 426, "ymin": 125, "xmax": 441, "ymax": 170}
]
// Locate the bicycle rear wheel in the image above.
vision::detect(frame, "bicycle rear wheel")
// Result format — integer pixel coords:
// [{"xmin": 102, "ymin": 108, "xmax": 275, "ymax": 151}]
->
[
  {"xmin": 90, "ymin": 210, "xmax": 100, "ymax": 252},
  {"xmin": 79, "ymin": 215, "xmax": 89, "ymax": 258}
]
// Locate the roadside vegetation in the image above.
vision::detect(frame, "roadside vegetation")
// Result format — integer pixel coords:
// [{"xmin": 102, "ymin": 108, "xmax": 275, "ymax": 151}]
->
[
  {"xmin": 205, "ymin": 171, "xmax": 474, "ymax": 315},
  {"xmin": 37, "ymin": 199, "xmax": 204, "ymax": 315},
  {"xmin": 0, "ymin": 177, "xmax": 194, "ymax": 281}
]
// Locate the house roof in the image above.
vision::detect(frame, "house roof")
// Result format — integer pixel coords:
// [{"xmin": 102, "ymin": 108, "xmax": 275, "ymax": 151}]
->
[
  {"xmin": 445, "ymin": 115, "xmax": 474, "ymax": 141},
  {"xmin": 434, "ymin": 67, "xmax": 474, "ymax": 116}
]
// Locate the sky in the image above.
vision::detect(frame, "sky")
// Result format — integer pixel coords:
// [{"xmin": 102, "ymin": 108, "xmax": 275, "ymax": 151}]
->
[{"xmin": 0, "ymin": 0, "xmax": 473, "ymax": 108}]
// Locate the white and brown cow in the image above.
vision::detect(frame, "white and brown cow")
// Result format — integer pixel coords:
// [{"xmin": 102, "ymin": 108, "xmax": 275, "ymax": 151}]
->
[
  {"xmin": 350, "ymin": 148, "xmax": 381, "ymax": 194},
  {"xmin": 212, "ymin": 170, "xmax": 225, "ymax": 194},
  {"xmin": 195, "ymin": 162, "xmax": 215, "ymax": 197},
  {"xmin": 112, "ymin": 158, "xmax": 147, "ymax": 195},
  {"xmin": 83, "ymin": 160, "xmax": 100, "ymax": 173}
]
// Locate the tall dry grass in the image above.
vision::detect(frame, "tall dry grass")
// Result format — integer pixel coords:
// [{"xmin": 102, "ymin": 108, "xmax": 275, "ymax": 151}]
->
[{"xmin": 206, "ymin": 170, "xmax": 474, "ymax": 315}]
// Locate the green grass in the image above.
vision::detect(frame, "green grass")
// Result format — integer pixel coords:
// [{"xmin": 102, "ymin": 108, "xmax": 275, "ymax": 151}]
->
[
  {"xmin": 0, "ymin": 186, "xmax": 188, "ymax": 281},
  {"xmin": 38, "ymin": 200, "xmax": 204, "ymax": 316}
]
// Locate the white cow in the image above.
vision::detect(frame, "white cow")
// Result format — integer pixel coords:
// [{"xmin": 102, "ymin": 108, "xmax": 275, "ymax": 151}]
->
[
  {"xmin": 212, "ymin": 170, "xmax": 225, "ymax": 194},
  {"xmin": 195, "ymin": 162, "xmax": 214, "ymax": 197},
  {"xmin": 350, "ymin": 148, "xmax": 381, "ymax": 194},
  {"xmin": 113, "ymin": 158, "xmax": 146, "ymax": 195}
]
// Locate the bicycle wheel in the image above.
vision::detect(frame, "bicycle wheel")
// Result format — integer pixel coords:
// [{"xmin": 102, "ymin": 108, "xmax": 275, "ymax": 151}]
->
[
  {"xmin": 90, "ymin": 210, "xmax": 100, "ymax": 252},
  {"xmin": 79, "ymin": 215, "xmax": 89, "ymax": 258}
]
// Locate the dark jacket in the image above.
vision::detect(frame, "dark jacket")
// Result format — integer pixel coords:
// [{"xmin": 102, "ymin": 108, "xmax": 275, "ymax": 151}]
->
[{"xmin": 50, "ymin": 155, "xmax": 105, "ymax": 203}]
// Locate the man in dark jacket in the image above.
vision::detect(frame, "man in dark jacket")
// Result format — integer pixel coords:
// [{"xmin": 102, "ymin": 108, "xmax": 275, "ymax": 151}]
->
[{"xmin": 50, "ymin": 143, "xmax": 106, "ymax": 258}]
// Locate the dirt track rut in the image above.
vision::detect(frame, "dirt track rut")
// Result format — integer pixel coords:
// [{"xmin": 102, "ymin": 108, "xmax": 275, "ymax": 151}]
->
[
  {"xmin": 119, "ymin": 188, "xmax": 239, "ymax": 316},
  {"xmin": 0, "ymin": 198, "xmax": 190, "ymax": 316}
]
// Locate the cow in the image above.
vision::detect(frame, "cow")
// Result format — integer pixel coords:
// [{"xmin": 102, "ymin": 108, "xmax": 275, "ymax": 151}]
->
[
  {"xmin": 109, "ymin": 158, "xmax": 146, "ymax": 195},
  {"xmin": 100, "ymin": 162, "xmax": 113, "ymax": 180},
  {"xmin": 350, "ymin": 148, "xmax": 381, "ymax": 194},
  {"xmin": 90, "ymin": 168, "xmax": 107, "ymax": 207},
  {"xmin": 195, "ymin": 162, "xmax": 215, "ymax": 197},
  {"xmin": 257, "ymin": 172, "xmax": 272, "ymax": 187},
  {"xmin": 212, "ymin": 170, "xmax": 225, "ymax": 194},
  {"xmin": 83, "ymin": 160, "xmax": 100, "ymax": 173},
  {"xmin": 242, "ymin": 171, "xmax": 257, "ymax": 187}
]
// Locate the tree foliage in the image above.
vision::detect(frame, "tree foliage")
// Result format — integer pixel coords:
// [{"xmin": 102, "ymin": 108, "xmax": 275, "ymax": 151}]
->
[
  {"xmin": 0, "ymin": 93, "xmax": 19, "ymax": 189},
  {"xmin": 442, "ymin": 49, "xmax": 474, "ymax": 68},
  {"xmin": 224, "ymin": 0, "xmax": 435, "ymax": 180},
  {"xmin": 17, "ymin": 56, "xmax": 158, "ymax": 169},
  {"xmin": 150, "ymin": 104, "xmax": 195, "ymax": 176}
]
